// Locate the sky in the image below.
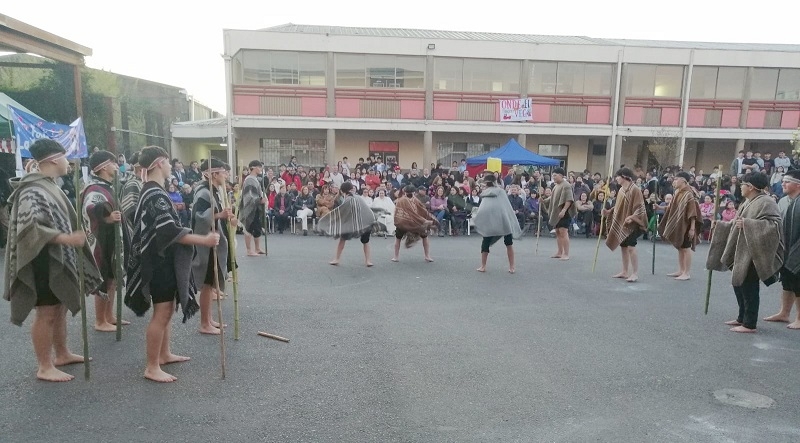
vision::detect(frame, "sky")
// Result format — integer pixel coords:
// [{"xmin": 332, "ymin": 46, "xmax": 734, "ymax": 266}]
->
[{"xmin": 3, "ymin": 1, "xmax": 798, "ymax": 114}]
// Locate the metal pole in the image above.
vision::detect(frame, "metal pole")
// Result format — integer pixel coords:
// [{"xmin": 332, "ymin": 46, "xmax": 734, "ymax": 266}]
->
[
  {"xmin": 678, "ymin": 50, "xmax": 695, "ymax": 168},
  {"xmin": 608, "ymin": 50, "xmax": 624, "ymax": 178},
  {"xmin": 223, "ymin": 54, "xmax": 235, "ymax": 169}
]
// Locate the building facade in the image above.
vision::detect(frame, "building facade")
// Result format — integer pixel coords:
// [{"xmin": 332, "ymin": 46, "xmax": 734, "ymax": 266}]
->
[{"xmin": 177, "ymin": 24, "xmax": 800, "ymax": 174}]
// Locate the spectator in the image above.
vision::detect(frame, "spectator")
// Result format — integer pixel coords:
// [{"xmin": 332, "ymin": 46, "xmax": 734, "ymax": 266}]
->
[
  {"xmin": 273, "ymin": 186, "xmax": 292, "ymax": 234},
  {"xmin": 699, "ymin": 195, "xmax": 715, "ymax": 241},
  {"xmin": 730, "ymin": 150, "xmax": 745, "ymax": 176},
  {"xmin": 315, "ymin": 185, "xmax": 336, "ymax": 218},
  {"xmin": 508, "ymin": 185, "xmax": 525, "ymax": 229},
  {"xmin": 720, "ymin": 200, "xmax": 737, "ymax": 222},
  {"xmin": 364, "ymin": 169, "xmax": 381, "ymax": 190},
  {"xmin": 774, "ymin": 151, "xmax": 792, "ymax": 170},
  {"xmin": 167, "ymin": 182, "xmax": 189, "ymax": 227},
  {"xmin": 762, "ymin": 152, "xmax": 774, "ymax": 175},
  {"xmin": 575, "ymin": 192, "xmax": 594, "ymax": 237},
  {"xmin": 185, "ymin": 161, "xmax": 202, "ymax": 185},
  {"xmin": 447, "ymin": 187, "xmax": 468, "ymax": 235},
  {"xmin": 741, "ymin": 151, "xmax": 759, "ymax": 174},
  {"xmin": 430, "ymin": 186, "xmax": 448, "ymax": 236},
  {"xmin": 294, "ymin": 186, "xmax": 316, "ymax": 236},
  {"xmin": 330, "ymin": 167, "xmax": 346, "ymax": 188}
]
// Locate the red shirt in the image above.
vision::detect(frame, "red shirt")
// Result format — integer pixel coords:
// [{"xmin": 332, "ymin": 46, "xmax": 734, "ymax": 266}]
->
[{"xmin": 365, "ymin": 174, "xmax": 381, "ymax": 190}]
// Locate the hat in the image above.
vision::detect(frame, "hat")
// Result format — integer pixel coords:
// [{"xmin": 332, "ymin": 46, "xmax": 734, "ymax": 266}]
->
[{"xmin": 29, "ymin": 139, "xmax": 66, "ymax": 162}]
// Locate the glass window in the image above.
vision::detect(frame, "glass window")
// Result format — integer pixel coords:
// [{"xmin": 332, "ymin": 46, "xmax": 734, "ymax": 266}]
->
[
  {"xmin": 777, "ymin": 69, "xmax": 800, "ymax": 101},
  {"xmin": 299, "ymin": 53, "xmax": 326, "ymax": 86},
  {"xmin": 242, "ymin": 50, "xmax": 271, "ymax": 85},
  {"xmin": 366, "ymin": 55, "xmax": 396, "ymax": 88},
  {"xmin": 397, "ymin": 56, "xmax": 425, "ymax": 89},
  {"xmin": 530, "ymin": 62, "xmax": 557, "ymax": 94},
  {"xmin": 690, "ymin": 67, "xmax": 718, "ymax": 99},
  {"xmin": 626, "ymin": 64, "xmax": 657, "ymax": 97},
  {"xmin": 270, "ymin": 52, "xmax": 298, "ymax": 85},
  {"xmin": 750, "ymin": 68, "xmax": 779, "ymax": 100},
  {"xmin": 654, "ymin": 66, "xmax": 683, "ymax": 97},
  {"xmin": 336, "ymin": 54, "xmax": 366, "ymax": 87},
  {"xmin": 584, "ymin": 63, "xmax": 613, "ymax": 95},
  {"xmin": 434, "ymin": 57, "xmax": 462, "ymax": 91},
  {"xmin": 491, "ymin": 60, "xmax": 520, "ymax": 93},
  {"xmin": 232, "ymin": 51, "xmax": 244, "ymax": 84},
  {"xmin": 556, "ymin": 63, "xmax": 585, "ymax": 94},
  {"xmin": 463, "ymin": 58, "xmax": 493, "ymax": 92},
  {"xmin": 539, "ymin": 144, "xmax": 569, "ymax": 157},
  {"xmin": 715, "ymin": 67, "xmax": 746, "ymax": 99}
]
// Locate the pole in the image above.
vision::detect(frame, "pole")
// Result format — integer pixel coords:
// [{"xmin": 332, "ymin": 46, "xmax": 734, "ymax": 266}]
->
[
  {"xmin": 222, "ymin": 191, "xmax": 240, "ymax": 340},
  {"xmin": 73, "ymin": 162, "xmax": 90, "ymax": 380},
  {"xmin": 704, "ymin": 165, "xmax": 723, "ymax": 314},
  {"xmin": 650, "ymin": 214, "xmax": 657, "ymax": 275},
  {"xmin": 113, "ymin": 172, "xmax": 124, "ymax": 341},
  {"xmin": 591, "ymin": 181, "xmax": 611, "ymax": 273},
  {"xmin": 262, "ymin": 208, "xmax": 268, "ymax": 255},
  {"xmin": 535, "ymin": 195, "xmax": 542, "ymax": 255},
  {"xmin": 207, "ymin": 159, "xmax": 226, "ymax": 379}
]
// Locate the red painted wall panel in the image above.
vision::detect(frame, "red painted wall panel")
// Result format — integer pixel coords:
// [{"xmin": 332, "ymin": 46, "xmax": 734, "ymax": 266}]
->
[
  {"xmin": 586, "ymin": 105, "xmax": 610, "ymax": 124},
  {"xmin": 687, "ymin": 108, "xmax": 705, "ymax": 127},
  {"xmin": 433, "ymin": 101, "xmax": 458, "ymax": 120},
  {"xmin": 781, "ymin": 111, "xmax": 800, "ymax": 129},
  {"xmin": 532, "ymin": 104, "xmax": 550, "ymax": 123},
  {"xmin": 721, "ymin": 109, "xmax": 741, "ymax": 128},
  {"xmin": 400, "ymin": 100, "xmax": 424, "ymax": 119},
  {"xmin": 746, "ymin": 110, "xmax": 766, "ymax": 128},
  {"xmin": 660, "ymin": 107, "xmax": 680, "ymax": 126},
  {"xmin": 335, "ymin": 99, "xmax": 361, "ymax": 118},
  {"xmin": 623, "ymin": 107, "xmax": 643, "ymax": 125},
  {"xmin": 301, "ymin": 97, "xmax": 326, "ymax": 117},
  {"xmin": 233, "ymin": 95, "xmax": 260, "ymax": 115}
]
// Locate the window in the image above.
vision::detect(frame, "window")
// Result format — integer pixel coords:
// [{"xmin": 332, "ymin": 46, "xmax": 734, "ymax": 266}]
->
[
  {"xmin": 336, "ymin": 54, "xmax": 425, "ymax": 88},
  {"xmin": 584, "ymin": 64, "xmax": 613, "ymax": 95},
  {"xmin": 626, "ymin": 64, "xmax": 683, "ymax": 97},
  {"xmin": 715, "ymin": 67, "xmax": 746, "ymax": 99},
  {"xmin": 434, "ymin": 58, "xmax": 519, "ymax": 92},
  {"xmin": 690, "ymin": 67, "xmax": 718, "ymax": 99},
  {"xmin": 627, "ymin": 65, "xmax": 657, "ymax": 97},
  {"xmin": 530, "ymin": 62, "xmax": 557, "ymax": 94},
  {"xmin": 531, "ymin": 62, "xmax": 612, "ymax": 95},
  {"xmin": 336, "ymin": 54, "xmax": 366, "ymax": 87},
  {"xmin": 538, "ymin": 144, "xmax": 569, "ymax": 157},
  {"xmin": 238, "ymin": 50, "xmax": 326, "ymax": 86},
  {"xmin": 654, "ymin": 66, "xmax": 683, "ymax": 97},
  {"xmin": 555, "ymin": 63, "xmax": 584, "ymax": 94},
  {"xmin": 260, "ymin": 138, "xmax": 326, "ymax": 168},
  {"xmin": 750, "ymin": 68, "xmax": 779, "ymax": 100},
  {"xmin": 397, "ymin": 56, "xmax": 425, "ymax": 89},
  {"xmin": 777, "ymin": 69, "xmax": 800, "ymax": 101},
  {"xmin": 434, "ymin": 57, "xmax": 463, "ymax": 91},
  {"xmin": 436, "ymin": 142, "xmax": 498, "ymax": 166}
]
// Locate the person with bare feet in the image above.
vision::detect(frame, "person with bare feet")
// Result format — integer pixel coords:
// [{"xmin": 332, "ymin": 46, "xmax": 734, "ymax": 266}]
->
[
  {"xmin": 125, "ymin": 146, "xmax": 219, "ymax": 382},
  {"xmin": 658, "ymin": 172, "xmax": 701, "ymax": 281},
  {"xmin": 543, "ymin": 167, "xmax": 576, "ymax": 261},
  {"xmin": 706, "ymin": 172, "xmax": 782, "ymax": 333},
  {"xmin": 473, "ymin": 174, "xmax": 522, "ymax": 273},
  {"xmin": 764, "ymin": 169, "xmax": 800, "ymax": 329},
  {"xmin": 3, "ymin": 139, "xmax": 103, "ymax": 382},
  {"xmin": 604, "ymin": 168, "xmax": 647, "ymax": 283},
  {"xmin": 192, "ymin": 158, "xmax": 237, "ymax": 335},
  {"xmin": 317, "ymin": 182, "xmax": 380, "ymax": 267},
  {"xmin": 238, "ymin": 160, "xmax": 266, "ymax": 256},
  {"xmin": 81, "ymin": 150, "xmax": 131, "ymax": 332},
  {"xmin": 392, "ymin": 185, "xmax": 436, "ymax": 263}
]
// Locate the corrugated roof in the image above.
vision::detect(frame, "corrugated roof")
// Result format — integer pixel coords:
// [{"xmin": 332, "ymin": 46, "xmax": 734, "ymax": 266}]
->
[
  {"xmin": 259, "ymin": 23, "xmax": 800, "ymax": 52},
  {"xmin": 173, "ymin": 117, "xmax": 227, "ymax": 127}
]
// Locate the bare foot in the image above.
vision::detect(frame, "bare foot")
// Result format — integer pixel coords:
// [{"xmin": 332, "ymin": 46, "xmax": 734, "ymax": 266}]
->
[
  {"xmin": 256, "ymin": 250, "xmax": 266, "ymax": 255},
  {"xmin": 54, "ymin": 353, "xmax": 88, "ymax": 366},
  {"xmin": 110, "ymin": 318, "xmax": 130, "ymax": 326},
  {"xmin": 94, "ymin": 322, "xmax": 116, "ymax": 332},
  {"xmin": 37, "ymin": 367, "xmax": 74, "ymax": 382},
  {"xmin": 724, "ymin": 320, "xmax": 743, "ymax": 326},
  {"xmin": 144, "ymin": 367, "xmax": 177, "ymax": 383},
  {"xmin": 787, "ymin": 320, "xmax": 800, "ymax": 330},
  {"xmin": 508, "ymin": 268, "xmax": 515, "ymax": 274},
  {"xmin": 247, "ymin": 253, "xmax": 259, "ymax": 257},
  {"xmin": 160, "ymin": 354, "xmax": 191, "ymax": 365},
  {"xmin": 763, "ymin": 314, "xmax": 790, "ymax": 322},
  {"xmin": 626, "ymin": 275, "xmax": 638, "ymax": 283},
  {"xmin": 365, "ymin": 262, "xmax": 374, "ymax": 267},
  {"xmin": 730, "ymin": 326, "xmax": 757, "ymax": 333},
  {"xmin": 210, "ymin": 320, "xmax": 227, "ymax": 328},
  {"xmin": 425, "ymin": 257, "xmax": 434, "ymax": 262},
  {"xmin": 559, "ymin": 256, "xmax": 570, "ymax": 261},
  {"xmin": 612, "ymin": 272, "xmax": 629, "ymax": 279},
  {"xmin": 674, "ymin": 274, "xmax": 690, "ymax": 281},
  {"xmin": 391, "ymin": 258, "xmax": 399, "ymax": 262},
  {"xmin": 198, "ymin": 325, "xmax": 221, "ymax": 335},
  {"xmin": 476, "ymin": 267, "xmax": 486, "ymax": 272},
  {"xmin": 550, "ymin": 254, "xmax": 562, "ymax": 259},
  {"xmin": 329, "ymin": 260, "xmax": 339, "ymax": 266},
  {"xmin": 666, "ymin": 271, "xmax": 681, "ymax": 277}
]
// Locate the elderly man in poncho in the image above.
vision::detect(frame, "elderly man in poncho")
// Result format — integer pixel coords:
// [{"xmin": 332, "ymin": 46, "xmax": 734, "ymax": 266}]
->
[
  {"xmin": 707, "ymin": 172, "xmax": 783, "ymax": 333},
  {"xmin": 473, "ymin": 174, "xmax": 523, "ymax": 274},
  {"xmin": 658, "ymin": 171, "xmax": 702, "ymax": 281},
  {"xmin": 391, "ymin": 185, "xmax": 437, "ymax": 263}
]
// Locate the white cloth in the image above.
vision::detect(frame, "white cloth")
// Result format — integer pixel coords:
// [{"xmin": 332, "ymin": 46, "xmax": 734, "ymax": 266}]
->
[
  {"xmin": 296, "ymin": 207, "xmax": 314, "ymax": 231},
  {"xmin": 371, "ymin": 197, "xmax": 396, "ymax": 234}
]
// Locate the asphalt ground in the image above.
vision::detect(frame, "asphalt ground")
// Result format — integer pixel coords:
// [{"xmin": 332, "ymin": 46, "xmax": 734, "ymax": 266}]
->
[{"xmin": 1, "ymin": 232, "xmax": 799, "ymax": 442}]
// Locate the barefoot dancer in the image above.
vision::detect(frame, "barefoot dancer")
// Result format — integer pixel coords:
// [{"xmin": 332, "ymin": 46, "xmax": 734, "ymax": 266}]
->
[
  {"xmin": 81, "ymin": 150, "xmax": 130, "ymax": 332},
  {"xmin": 120, "ymin": 150, "xmax": 143, "ymax": 235},
  {"xmin": 238, "ymin": 160, "xmax": 266, "ymax": 256},
  {"xmin": 658, "ymin": 172, "xmax": 701, "ymax": 281},
  {"xmin": 604, "ymin": 168, "xmax": 647, "ymax": 283},
  {"xmin": 3, "ymin": 139, "xmax": 103, "ymax": 382},
  {"xmin": 473, "ymin": 174, "xmax": 522, "ymax": 273},
  {"xmin": 392, "ymin": 185, "xmax": 436, "ymax": 263},
  {"xmin": 764, "ymin": 169, "xmax": 800, "ymax": 329},
  {"xmin": 318, "ymin": 182, "xmax": 379, "ymax": 267},
  {"xmin": 706, "ymin": 172, "xmax": 782, "ymax": 334},
  {"xmin": 125, "ymin": 146, "xmax": 219, "ymax": 382},
  {"xmin": 543, "ymin": 167, "xmax": 576, "ymax": 260},
  {"xmin": 192, "ymin": 158, "xmax": 237, "ymax": 335}
]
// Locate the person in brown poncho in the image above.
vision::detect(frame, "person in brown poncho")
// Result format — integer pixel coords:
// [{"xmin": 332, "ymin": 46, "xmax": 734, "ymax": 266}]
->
[
  {"xmin": 543, "ymin": 167, "xmax": 576, "ymax": 260},
  {"xmin": 603, "ymin": 167, "xmax": 647, "ymax": 283},
  {"xmin": 391, "ymin": 185, "xmax": 436, "ymax": 263},
  {"xmin": 658, "ymin": 171, "xmax": 702, "ymax": 281}
]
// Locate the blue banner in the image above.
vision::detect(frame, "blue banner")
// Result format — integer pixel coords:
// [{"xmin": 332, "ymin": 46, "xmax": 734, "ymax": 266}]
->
[{"xmin": 7, "ymin": 105, "xmax": 88, "ymax": 159}]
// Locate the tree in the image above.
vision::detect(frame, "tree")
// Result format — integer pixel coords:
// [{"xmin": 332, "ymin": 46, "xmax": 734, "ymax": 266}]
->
[{"xmin": 648, "ymin": 128, "xmax": 681, "ymax": 174}]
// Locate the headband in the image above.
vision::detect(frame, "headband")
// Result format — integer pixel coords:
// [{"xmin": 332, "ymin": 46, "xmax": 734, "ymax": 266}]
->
[
  {"xmin": 202, "ymin": 167, "xmax": 226, "ymax": 175},
  {"xmin": 782, "ymin": 176, "xmax": 800, "ymax": 185},
  {"xmin": 92, "ymin": 159, "xmax": 115, "ymax": 173},
  {"xmin": 140, "ymin": 156, "xmax": 168, "ymax": 182},
  {"xmin": 39, "ymin": 153, "xmax": 65, "ymax": 164}
]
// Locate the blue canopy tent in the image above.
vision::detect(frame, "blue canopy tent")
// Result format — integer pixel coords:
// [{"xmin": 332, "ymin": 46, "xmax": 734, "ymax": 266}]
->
[{"xmin": 465, "ymin": 138, "xmax": 560, "ymax": 175}]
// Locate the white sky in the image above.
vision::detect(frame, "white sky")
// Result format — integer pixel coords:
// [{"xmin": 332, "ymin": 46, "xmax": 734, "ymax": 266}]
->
[{"xmin": 4, "ymin": 1, "xmax": 798, "ymax": 113}]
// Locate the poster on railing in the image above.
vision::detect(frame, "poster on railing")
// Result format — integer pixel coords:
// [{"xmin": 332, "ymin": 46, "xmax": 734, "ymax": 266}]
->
[{"xmin": 499, "ymin": 98, "xmax": 532, "ymax": 122}]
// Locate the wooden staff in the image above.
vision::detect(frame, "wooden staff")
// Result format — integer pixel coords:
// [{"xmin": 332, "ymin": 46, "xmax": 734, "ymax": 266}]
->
[
  {"xmin": 113, "ymin": 171, "xmax": 124, "ymax": 341},
  {"xmin": 591, "ymin": 181, "xmax": 611, "ymax": 273},
  {"xmin": 704, "ymin": 164, "xmax": 723, "ymax": 315},
  {"xmin": 73, "ymin": 162, "xmax": 90, "ymax": 380},
  {"xmin": 650, "ymin": 213, "xmax": 657, "ymax": 275},
  {"xmin": 535, "ymin": 190, "xmax": 542, "ymax": 255},
  {"xmin": 261, "ymin": 203, "xmax": 268, "ymax": 255},
  {"xmin": 257, "ymin": 331, "xmax": 289, "ymax": 343},
  {"xmin": 222, "ymin": 190, "xmax": 240, "ymax": 340},
  {"xmin": 207, "ymin": 162, "xmax": 227, "ymax": 379}
]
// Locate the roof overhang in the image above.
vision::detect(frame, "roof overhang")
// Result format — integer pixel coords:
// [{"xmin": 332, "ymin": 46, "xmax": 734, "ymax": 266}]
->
[{"xmin": 0, "ymin": 13, "xmax": 91, "ymax": 65}]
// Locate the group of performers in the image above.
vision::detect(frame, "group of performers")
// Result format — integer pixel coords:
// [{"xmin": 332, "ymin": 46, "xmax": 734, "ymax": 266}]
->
[{"xmin": 4, "ymin": 140, "xmax": 799, "ymax": 384}]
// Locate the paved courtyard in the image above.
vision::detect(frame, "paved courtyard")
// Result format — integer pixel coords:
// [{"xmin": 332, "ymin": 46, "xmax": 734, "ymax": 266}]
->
[{"xmin": 1, "ymin": 233, "xmax": 799, "ymax": 442}]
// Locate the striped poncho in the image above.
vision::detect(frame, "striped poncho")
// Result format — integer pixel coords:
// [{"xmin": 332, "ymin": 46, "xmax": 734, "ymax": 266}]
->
[
  {"xmin": 317, "ymin": 195, "xmax": 380, "ymax": 240},
  {"xmin": 658, "ymin": 185, "xmax": 702, "ymax": 251},
  {"xmin": 606, "ymin": 182, "xmax": 647, "ymax": 251}
]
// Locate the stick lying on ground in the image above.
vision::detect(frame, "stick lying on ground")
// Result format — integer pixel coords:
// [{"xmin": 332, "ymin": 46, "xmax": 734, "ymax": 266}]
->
[{"xmin": 257, "ymin": 331, "xmax": 290, "ymax": 343}]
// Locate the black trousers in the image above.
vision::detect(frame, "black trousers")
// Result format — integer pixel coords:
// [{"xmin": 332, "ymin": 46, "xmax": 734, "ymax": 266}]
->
[{"xmin": 733, "ymin": 263, "xmax": 760, "ymax": 329}]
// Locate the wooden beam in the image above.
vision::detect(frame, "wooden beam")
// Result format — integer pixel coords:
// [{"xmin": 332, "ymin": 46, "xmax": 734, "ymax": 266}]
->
[
  {"xmin": 0, "ymin": 28, "xmax": 84, "ymax": 65},
  {"xmin": 0, "ymin": 62, "xmax": 57, "ymax": 69}
]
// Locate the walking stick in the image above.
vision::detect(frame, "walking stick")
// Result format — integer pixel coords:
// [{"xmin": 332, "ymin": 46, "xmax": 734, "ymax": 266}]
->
[
  {"xmin": 591, "ymin": 182, "xmax": 611, "ymax": 273},
  {"xmin": 262, "ymin": 205, "xmax": 268, "ymax": 255},
  {"xmin": 222, "ymin": 191, "xmax": 240, "ymax": 340},
  {"xmin": 650, "ymin": 214, "xmax": 657, "ymax": 275},
  {"xmin": 704, "ymin": 165, "xmax": 723, "ymax": 315},
  {"xmin": 535, "ymin": 197, "xmax": 542, "ymax": 255},
  {"xmin": 207, "ymin": 164, "xmax": 226, "ymax": 379},
  {"xmin": 113, "ymin": 172, "xmax": 124, "ymax": 341},
  {"xmin": 73, "ymin": 162, "xmax": 90, "ymax": 380}
]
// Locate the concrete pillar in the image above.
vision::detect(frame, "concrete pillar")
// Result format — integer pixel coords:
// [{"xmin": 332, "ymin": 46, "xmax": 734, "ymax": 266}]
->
[
  {"xmin": 425, "ymin": 55, "xmax": 434, "ymax": 120},
  {"xmin": 608, "ymin": 63, "xmax": 627, "ymax": 173},
  {"xmin": 613, "ymin": 135, "xmax": 624, "ymax": 173},
  {"xmin": 326, "ymin": 129, "xmax": 336, "ymax": 167},
  {"xmin": 739, "ymin": 67, "xmax": 754, "ymax": 129},
  {"xmin": 423, "ymin": 130, "xmax": 433, "ymax": 169},
  {"xmin": 517, "ymin": 134, "xmax": 527, "ymax": 148},
  {"xmin": 326, "ymin": 52, "xmax": 336, "ymax": 117},
  {"xmin": 223, "ymin": 54, "xmax": 235, "ymax": 169},
  {"xmin": 520, "ymin": 60, "xmax": 530, "ymax": 98}
]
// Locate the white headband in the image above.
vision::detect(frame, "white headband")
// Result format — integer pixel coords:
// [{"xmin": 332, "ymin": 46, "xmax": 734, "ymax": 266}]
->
[
  {"xmin": 782, "ymin": 176, "xmax": 800, "ymax": 185},
  {"xmin": 92, "ymin": 159, "xmax": 115, "ymax": 173}
]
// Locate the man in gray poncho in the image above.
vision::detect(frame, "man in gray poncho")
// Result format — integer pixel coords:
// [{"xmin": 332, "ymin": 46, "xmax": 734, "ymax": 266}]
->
[
  {"xmin": 238, "ymin": 160, "xmax": 266, "ymax": 256},
  {"xmin": 473, "ymin": 174, "xmax": 523, "ymax": 274},
  {"xmin": 706, "ymin": 172, "xmax": 783, "ymax": 333},
  {"xmin": 764, "ymin": 169, "xmax": 800, "ymax": 329}
]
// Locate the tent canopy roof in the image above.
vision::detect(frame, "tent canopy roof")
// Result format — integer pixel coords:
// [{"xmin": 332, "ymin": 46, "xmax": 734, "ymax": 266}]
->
[{"xmin": 465, "ymin": 138, "xmax": 560, "ymax": 166}]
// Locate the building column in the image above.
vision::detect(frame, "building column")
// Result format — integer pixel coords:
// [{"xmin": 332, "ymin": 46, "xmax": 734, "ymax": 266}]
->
[
  {"xmin": 735, "ymin": 67, "xmax": 755, "ymax": 155},
  {"xmin": 610, "ymin": 62, "xmax": 627, "ymax": 173},
  {"xmin": 517, "ymin": 134, "xmax": 527, "ymax": 148},
  {"xmin": 223, "ymin": 54, "xmax": 236, "ymax": 169},
  {"xmin": 425, "ymin": 55, "xmax": 434, "ymax": 120},
  {"xmin": 326, "ymin": 128, "xmax": 336, "ymax": 167},
  {"xmin": 423, "ymin": 130, "xmax": 433, "ymax": 169},
  {"xmin": 326, "ymin": 52, "xmax": 336, "ymax": 117},
  {"xmin": 678, "ymin": 50, "xmax": 695, "ymax": 168}
]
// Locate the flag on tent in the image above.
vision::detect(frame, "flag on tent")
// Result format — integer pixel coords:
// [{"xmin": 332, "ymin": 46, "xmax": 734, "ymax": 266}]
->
[{"xmin": 7, "ymin": 105, "xmax": 88, "ymax": 159}]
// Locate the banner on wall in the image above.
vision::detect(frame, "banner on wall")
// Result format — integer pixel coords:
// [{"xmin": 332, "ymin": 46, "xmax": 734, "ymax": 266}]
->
[
  {"xmin": 7, "ymin": 105, "xmax": 88, "ymax": 159},
  {"xmin": 499, "ymin": 98, "xmax": 532, "ymax": 122}
]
